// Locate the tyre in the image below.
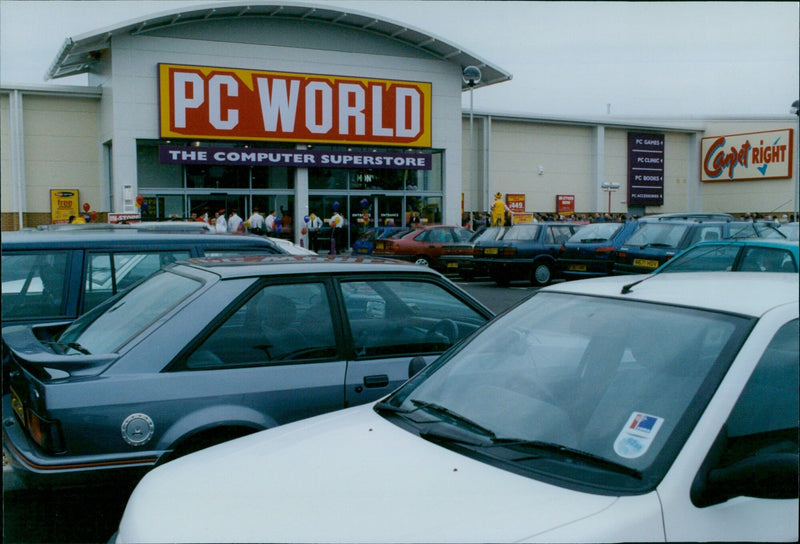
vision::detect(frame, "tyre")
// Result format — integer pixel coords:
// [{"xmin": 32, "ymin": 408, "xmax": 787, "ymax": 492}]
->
[
  {"xmin": 531, "ymin": 261, "xmax": 552, "ymax": 286},
  {"xmin": 414, "ymin": 255, "xmax": 430, "ymax": 267}
]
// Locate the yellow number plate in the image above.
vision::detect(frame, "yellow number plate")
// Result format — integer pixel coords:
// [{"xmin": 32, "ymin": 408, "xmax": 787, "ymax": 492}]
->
[
  {"xmin": 633, "ymin": 258, "xmax": 660, "ymax": 269},
  {"xmin": 568, "ymin": 264, "xmax": 587, "ymax": 271},
  {"xmin": 485, "ymin": 248, "xmax": 498, "ymax": 255},
  {"xmin": 447, "ymin": 262, "xmax": 459, "ymax": 268}
]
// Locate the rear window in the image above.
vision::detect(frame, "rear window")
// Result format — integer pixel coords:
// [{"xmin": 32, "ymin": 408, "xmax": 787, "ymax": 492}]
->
[
  {"xmin": 624, "ymin": 223, "xmax": 689, "ymax": 248},
  {"xmin": 1, "ymin": 252, "xmax": 70, "ymax": 320},
  {"xmin": 58, "ymin": 270, "xmax": 202, "ymax": 354}
]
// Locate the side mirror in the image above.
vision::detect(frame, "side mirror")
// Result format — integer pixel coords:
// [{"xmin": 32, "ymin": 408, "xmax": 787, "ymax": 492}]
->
[
  {"xmin": 408, "ymin": 356, "xmax": 428, "ymax": 378},
  {"xmin": 693, "ymin": 452, "xmax": 798, "ymax": 506}
]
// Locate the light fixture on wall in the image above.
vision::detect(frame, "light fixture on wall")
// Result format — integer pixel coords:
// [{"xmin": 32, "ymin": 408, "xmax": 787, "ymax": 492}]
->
[{"xmin": 538, "ymin": 165, "xmax": 544, "ymax": 175}]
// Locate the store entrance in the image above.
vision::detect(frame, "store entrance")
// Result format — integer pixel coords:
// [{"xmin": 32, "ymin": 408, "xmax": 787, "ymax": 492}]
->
[{"xmin": 189, "ymin": 196, "xmax": 247, "ymax": 228}]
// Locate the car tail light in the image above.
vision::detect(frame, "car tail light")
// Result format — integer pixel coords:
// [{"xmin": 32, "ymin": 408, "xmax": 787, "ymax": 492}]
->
[
  {"xmin": 27, "ymin": 409, "xmax": 66, "ymax": 454},
  {"xmin": 595, "ymin": 246, "xmax": 616, "ymax": 254},
  {"xmin": 501, "ymin": 247, "xmax": 517, "ymax": 257},
  {"xmin": 616, "ymin": 251, "xmax": 627, "ymax": 259}
]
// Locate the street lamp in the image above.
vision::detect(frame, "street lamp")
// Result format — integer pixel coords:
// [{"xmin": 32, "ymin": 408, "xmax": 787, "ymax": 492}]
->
[
  {"xmin": 792, "ymin": 100, "xmax": 799, "ymax": 222},
  {"xmin": 601, "ymin": 182, "xmax": 620, "ymax": 215},
  {"xmin": 463, "ymin": 65, "xmax": 481, "ymax": 227}
]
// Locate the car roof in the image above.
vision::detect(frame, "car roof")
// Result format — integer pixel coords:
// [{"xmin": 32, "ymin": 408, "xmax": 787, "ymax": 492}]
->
[
  {"xmin": 687, "ymin": 239, "xmax": 799, "ymax": 251},
  {"xmin": 2, "ymin": 227, "xmax": 277, "ymax": 248},
  {"xmin": 639, "ymin": 212, "xmax": 735, "ymax": 222},
  {"xmin": 543, "ymin": 272, "xmax": 797, "ymax": 317},
  {"xmin": 172, "ymin": 254, "xmax": 436, "ymax": 278}
]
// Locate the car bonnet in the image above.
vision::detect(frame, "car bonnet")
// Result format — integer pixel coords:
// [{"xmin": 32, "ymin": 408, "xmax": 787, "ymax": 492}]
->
[{"xmin": 117, "ymin": 404, "xmax": 617, "ymax": 543}]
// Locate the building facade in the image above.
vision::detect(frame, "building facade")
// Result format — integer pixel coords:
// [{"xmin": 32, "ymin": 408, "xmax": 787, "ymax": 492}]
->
[{"xmin": 2, "ymin": 2, "xmax": 797, "ymax": 239}]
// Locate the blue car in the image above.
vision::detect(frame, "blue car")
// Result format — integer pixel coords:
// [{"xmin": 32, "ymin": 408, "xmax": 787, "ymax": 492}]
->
[
  {"xmin": 652, "ymin": 238, "xmax": 799, "ymax": 274},
  {"xmin": 351, "ymin": 227, "xmax": 409, "ymax": 255},
  {"xmin": 613, "ymin": 213, "xmax": 786, "ymax": 274},
  {"xmin": 555, "ymin": 221, "xmax": 640, "ymax": 280},
  {"xmin": 473, "ymin": 222, "xmax": 585, "ymax": 286}
]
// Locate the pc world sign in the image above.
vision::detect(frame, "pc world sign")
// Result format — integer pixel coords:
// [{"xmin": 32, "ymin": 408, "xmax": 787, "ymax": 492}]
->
[{"xmin": 159, "ymin": 64, "xmax": 432, "ymax": 147}]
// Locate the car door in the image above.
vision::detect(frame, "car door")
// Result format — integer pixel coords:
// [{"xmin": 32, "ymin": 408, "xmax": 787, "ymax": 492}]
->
[
  {"xmin": 658, "ymin": 316, "xmax": 799, "ymax": 541},
  {"xmin": 339, "ymin": 275, "xmax": 491, "ymax": 406}
]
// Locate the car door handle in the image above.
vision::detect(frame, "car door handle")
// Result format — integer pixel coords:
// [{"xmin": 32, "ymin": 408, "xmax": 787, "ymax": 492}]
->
[{"xmin": 363, "ymin": 374, "xmax": 389, "ymax": 388}]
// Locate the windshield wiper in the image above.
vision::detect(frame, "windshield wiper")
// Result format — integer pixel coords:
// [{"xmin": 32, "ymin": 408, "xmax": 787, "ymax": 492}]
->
[
  {"xmin": 410, "ymin": 400, "xmax": 497, "ymax": 439},
  {"xmin": 640, "ymin": 242, "xmax": 673, "ymax": 249},
  {"xmin": 44, "ymin": 340, "xmax": 90, "ymax": 355},
  {"xmin": 485, "ymin": 439, "xmax": 642, "ymax": 479}
]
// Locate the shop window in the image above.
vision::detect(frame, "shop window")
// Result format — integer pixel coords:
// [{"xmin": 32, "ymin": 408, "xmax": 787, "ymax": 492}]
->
[
  {"xmin": 137, "ymin": 143, "xmax": 182, "ymax": 189},
  {"xmin": 252, "ymin": 166, "xmax": 294, "ymax": 189},
  {"xmin": 186, "ymin": 165, "xmax": 249, "ymax": 189},
  {"xmin": 310, "ymin": 168, "xmax": 349, "ymax": 190}
]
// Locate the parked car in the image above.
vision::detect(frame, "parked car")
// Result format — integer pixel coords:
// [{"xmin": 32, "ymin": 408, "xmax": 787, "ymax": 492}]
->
[
  {"xmin": 438, "ymin": 226, "xmax": 508, "ymax": 280},
  {"xmin": 473, "ymin": 222, "xmax": 585, "ymax": 286},
  {"xmin": 1, "ymin": 227, "xmax": 287, "ymax": 328},
  {"xmin": 371, "ymin": 225, "xmax": 474, "ymax": 270},
  {"xmin": 555, "ymin": 221, "xmax": 641, "ymax": 280},
  {"xmin": 613, "ymin": 213, "xmax": 786, "ymax": 274},
  {"xmin": 778, "ymin": 221, "xmax": 799, "ymax": 240},
  {"xmin": 114, "ymin": 272, "xmax": 798, "ymax": 543},
  {"xmin": 352, "ymin": 226, "xmax": 409, "ymax": 255},
  {"xmin": 266, "ymin": 237, "xmax": 317, "ymax": 255},
  {"xmin": 2, "ymin": 256, "xmax": 493, "ymax": 489},
  {"xmin": 652, "ymin": 239, "xmax": 799, "ymax": 274}
]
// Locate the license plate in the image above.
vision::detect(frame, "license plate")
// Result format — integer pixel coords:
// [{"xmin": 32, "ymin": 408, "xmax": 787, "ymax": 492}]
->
[
  {"xmin": 633, "ymin": 258, "xmax": 660, "ymax": 269},
  {"xmin": 356, "ymin": 248, "xmax": 368, "ymax": 254},
  {"xmin": 374, "ymin": 242, "xmax": 384, "ymax": 250},
  {"xmin": 447, "ymin": 262, "xmax": 458, "ymax": 268},
  {"xmin": 485, "ymin": 248, "xmax": 498, "ymax": 255},
  {"xmin": 10, "ymin": 388, "xmax": 25, "ymax": 424},
  {"xmin": 568, "ymin": 264, "xmax": 587, "ymax": 271}
]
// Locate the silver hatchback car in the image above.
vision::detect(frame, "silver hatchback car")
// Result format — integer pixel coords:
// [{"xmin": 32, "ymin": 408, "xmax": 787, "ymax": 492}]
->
[{"xmin": 2, "ymin": 256, "xmax": 493, "ymax": 489}]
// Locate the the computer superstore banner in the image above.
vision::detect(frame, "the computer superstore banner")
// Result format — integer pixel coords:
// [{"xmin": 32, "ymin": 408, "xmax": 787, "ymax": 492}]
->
[{"xmin": 159, "ymin": 64, "xmax": 432, "ymax": 147}]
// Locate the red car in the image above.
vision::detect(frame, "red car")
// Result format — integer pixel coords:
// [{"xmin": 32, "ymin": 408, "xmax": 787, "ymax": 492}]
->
[{"xmin": 371, "ymin": 225, "xmax": 474, "ymax": 270}]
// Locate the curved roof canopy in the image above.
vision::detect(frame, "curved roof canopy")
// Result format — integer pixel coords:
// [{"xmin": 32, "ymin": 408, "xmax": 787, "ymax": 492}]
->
[{"xmin": 47, "ymin": 1, "xmax": 511, "ymax": 91}]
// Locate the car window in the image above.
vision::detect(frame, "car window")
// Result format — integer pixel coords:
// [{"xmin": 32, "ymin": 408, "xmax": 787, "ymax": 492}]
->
[
  {"xmin": 185, "ymin": 282, "xmax": 337, "ymax": 369},
  {"xmin": 503, "ymin": 224, "xmax": 540, "ymax": 241},
  {"xmin": 547, "ymin": 226, "xmax": 574, "ymax": 244},
  {"xmin": 661, "ymin": 244, "xmax": 741, "ymax": 272},
  {"xmin": 84, "ymin": 251, "xmax": 191, "ymax": 312},
  {"xmin": 59, "ymin": 270, "xmax": 202, "ymax": 354},
  {"xmin": 1, "ymin": 252, "xmax": 69, "ymax": 320},
  {"xmin": 688, "ymin": 226, "xmax": 723, "ymax": 245},
  {"xmin": 454, "ymin": 228, "xmax": 474, "ymax": 242},
  {"xmin": 624, "ymin": 223, "xmax": 688, "ymax": 248},
  {"xmin": 341, "ymin": 279, "xmax": 487, "ymax": 358},
  {"xmin": 568, "ymin": 223, "xmax": 621, "ymax": 242},
  {"xmin": 739, "ymin": 247, "xmax": 797, "ymax": 272},
  {"xmin": 721, "ymin": 319, "xmax": 798, "ymax": 466}
]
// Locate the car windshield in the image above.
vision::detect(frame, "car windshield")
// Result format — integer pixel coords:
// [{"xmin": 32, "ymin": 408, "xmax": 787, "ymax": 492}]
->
[
  {"xmin": 57, "ymin": 270, "xmax": 202, "ymax": 354},
  {"xmin": 623, "ymin": 223, "xmax": 688, "ymax": 248},
  {"xmin": 502, "ymin": 224, "xmax": 541, "ymax": 241},
  {"xmin": 471, "ymin": 227, "xmax": 507, "ymax": 242},
  {"xmin": 567, "ymin": 223, "xmax": 622, "ymax": 243},
  {"xmin": 380, "ymin": 291, "xmax": 751, "ymax": 493}
]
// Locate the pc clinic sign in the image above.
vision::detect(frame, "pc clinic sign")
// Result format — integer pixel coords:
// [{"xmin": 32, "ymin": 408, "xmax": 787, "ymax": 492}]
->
[
  {"xmin": 701, "ymin": 129, "xmax": 793, "ymax": 182},
  {"xmin": 628, "ymin": 133, "xmax": 664, "ymax": 206},
  {"xmin": 159, "ymin": 64, "xmax": 432, "ymax": 147}
]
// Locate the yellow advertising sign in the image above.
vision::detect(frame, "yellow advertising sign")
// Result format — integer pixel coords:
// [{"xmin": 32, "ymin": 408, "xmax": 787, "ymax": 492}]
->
[{"xmin": 50, "ymin": 190, "xmax": 80, "ymax": 224}]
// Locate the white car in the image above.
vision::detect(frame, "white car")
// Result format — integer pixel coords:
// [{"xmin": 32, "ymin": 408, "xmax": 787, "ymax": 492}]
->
[{"xmin": 115, "ymin": 273, "xmax": 798, "ymax": 543}]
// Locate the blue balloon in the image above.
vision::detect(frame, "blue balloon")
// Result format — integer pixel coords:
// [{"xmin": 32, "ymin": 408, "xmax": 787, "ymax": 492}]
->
[
  {"xmin": 304, "ymin": 215, "xmax": 310, "ymax": 223},
  {"xmin": 360, "ymin": 198, "xmax": 369, "ymax": 209},
  {"xmin": 332, "ymin": 201, "xmax": 340, "ymax": 211}
]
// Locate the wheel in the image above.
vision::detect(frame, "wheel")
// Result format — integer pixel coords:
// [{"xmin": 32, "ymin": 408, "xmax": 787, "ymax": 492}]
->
[
  {"xmin": 531, "ymin": 261, "xmax": 552, "ymax": 286},
  {"xmin": 414, "ymin": 255, "xmax": 430, "ymax": 267}
]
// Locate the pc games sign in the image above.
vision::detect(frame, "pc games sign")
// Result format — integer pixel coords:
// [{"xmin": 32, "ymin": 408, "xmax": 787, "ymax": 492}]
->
[{"xmin": 628, "ymin": 133, "xmax": 664, "ymax": 206}]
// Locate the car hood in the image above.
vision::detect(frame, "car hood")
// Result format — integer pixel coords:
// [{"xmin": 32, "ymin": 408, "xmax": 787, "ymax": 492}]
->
[{"xmin": 117, "ymin": 404, "xmax": 619, "ymax": 543}]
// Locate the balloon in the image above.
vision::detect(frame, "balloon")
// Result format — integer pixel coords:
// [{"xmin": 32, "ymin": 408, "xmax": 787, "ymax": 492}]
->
[
  {"xmin": 89, "ymin": 211, "xmax": 98, "ymax": 221},
  {"xmin": 304, "ymin": 215, "xmax": 310, "ymax": 223},
  {"xmin": 135, "ymin": 194, "xmax": 144, "ymax": 207},
  {"xmin": 360, "ymin": 198, "xmax": 369, "ymax": 209},
  {"xmin": 83, "ymin": 203, "xmax": 90, "ymax": 212},
  {"xmin": 332, "ymin": 201, "xmax": 340, "ymax": 211},
  {"xmin": 301, "ymin": 227, "xmax": 308, "ymax": 235}
]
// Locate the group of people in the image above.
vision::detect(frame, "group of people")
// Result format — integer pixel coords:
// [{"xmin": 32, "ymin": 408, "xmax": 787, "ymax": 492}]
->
[{"xmin": 191, "ymin": 207, "xmax": 294, "ymax": 236}]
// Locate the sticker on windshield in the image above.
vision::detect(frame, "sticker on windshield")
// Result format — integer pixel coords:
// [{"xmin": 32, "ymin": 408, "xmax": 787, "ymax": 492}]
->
[{"xmin": 613, "ymin": 412, "xmax": 664, "ymax": 459}]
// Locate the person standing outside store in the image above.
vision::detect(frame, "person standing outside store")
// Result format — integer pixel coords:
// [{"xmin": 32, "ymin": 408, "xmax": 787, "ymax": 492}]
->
[
  {"xmin": 491, "ymin": 192, "xmax": 512, "ymax": 227},
  {"xmin": 215, "ymin": 209, "xmax": 227, "ymax": 233},
  {"xmin": 264, "ymin": 209, "xmax": 277, "ymax": 234},
  {"xmin": 247, "ymin": 208, "xmax": 265, "ymax": 235},
  {"xmin": 329, "ymin": 208, "xmax": 344, "ymax": 254},
  {"xmin": 308, "ymin": 212, "xmax": 323, "ymax": 251},
  {"xmin": 228, "ymin": 209, "xmax": 243, "ymax": 233}
]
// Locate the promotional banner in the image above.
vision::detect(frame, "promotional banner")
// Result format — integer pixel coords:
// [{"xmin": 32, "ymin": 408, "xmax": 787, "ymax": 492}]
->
[
  {"xmin": 506, "ymin": 193, "xmax": 526, "ymax": 213},
  {"xmin": 628, "ymin": 133, "xmax": 664, "ymax": 206},
  {"xmin": 159, "ymin": 64, "xmax": 432, "ymax": 147},
  {"xmin": 701, "ymin": 129, "xmax": 794, "ymax": 182},
  {"xmin": 50, "ymin": 189, "xmax": 79, "ymax": 224},
  {"xmin": 159, "ymin": 145, "xmax": 432, "ymax": 170},
  {"xmin": 556, "ymin": 194, "xmax": 575, "ymax": 215}
]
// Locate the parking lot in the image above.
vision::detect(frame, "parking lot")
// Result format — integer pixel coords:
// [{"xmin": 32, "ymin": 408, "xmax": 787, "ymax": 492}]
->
[{"xmin": 3, "ymin": 279, "xmax": 535, "ymax": 544}]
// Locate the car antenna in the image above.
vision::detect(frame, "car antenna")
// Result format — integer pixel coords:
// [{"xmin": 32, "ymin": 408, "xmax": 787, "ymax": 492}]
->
[{"xmin": 621, "ymin": 276, "xmax": 648, "ymax": 294}]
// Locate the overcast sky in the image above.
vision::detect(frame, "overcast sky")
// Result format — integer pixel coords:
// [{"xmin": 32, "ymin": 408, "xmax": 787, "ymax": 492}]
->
[{"xmin": 1, "ymin": 1, "xmax": 798, "ymax": 118}]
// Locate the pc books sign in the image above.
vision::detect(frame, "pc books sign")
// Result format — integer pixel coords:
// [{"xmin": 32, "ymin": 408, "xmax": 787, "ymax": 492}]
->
[{"xmin": 628, "ymin": 133, "xmax": 664, "ymax": 206}]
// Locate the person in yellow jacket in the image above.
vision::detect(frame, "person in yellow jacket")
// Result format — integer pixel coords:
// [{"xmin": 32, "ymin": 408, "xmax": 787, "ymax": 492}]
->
[{"xmin": 491, "ymin": 192, "xmax": 512, "ymax": 227}]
